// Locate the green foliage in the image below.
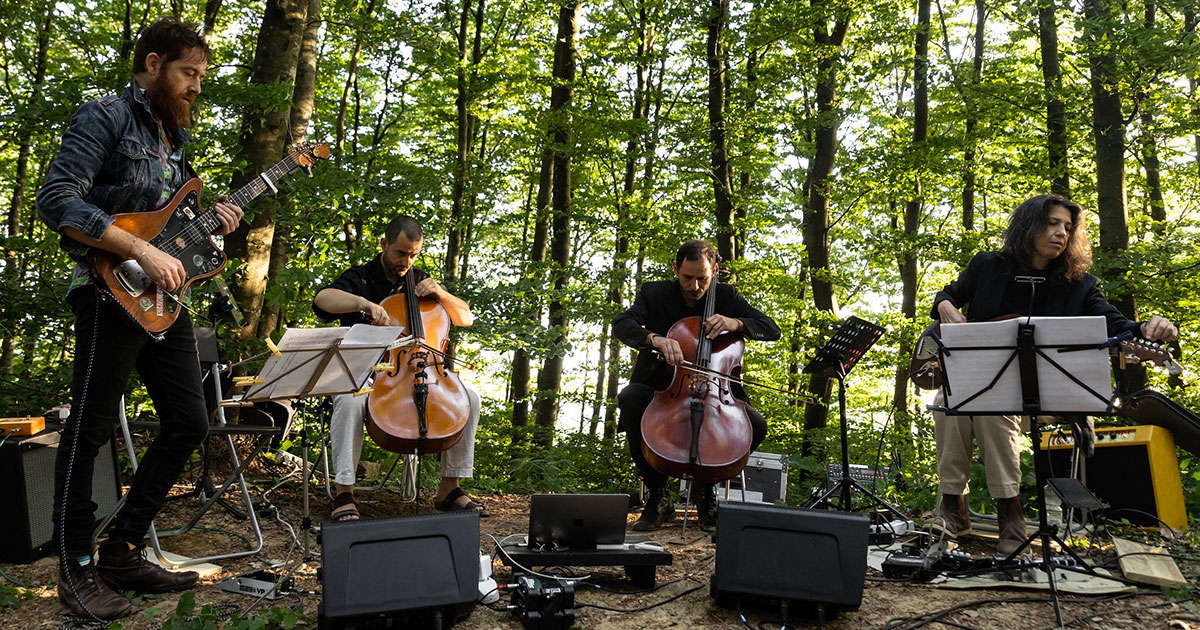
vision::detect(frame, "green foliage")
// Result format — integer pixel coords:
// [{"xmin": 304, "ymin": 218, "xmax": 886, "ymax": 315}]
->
[
  {"xmin": 129, "ymin": 592, "xmax": 301, "ymax": 630},
  {"xmin": 6, "ymin": 0, "xmax": 1200, "ymax": 526},
  {"xmin": 0, "ymin": 582, "xmax": 34, "ymax": 612}
]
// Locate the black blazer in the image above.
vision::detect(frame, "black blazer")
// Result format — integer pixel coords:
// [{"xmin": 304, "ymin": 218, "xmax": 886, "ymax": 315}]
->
[
  {"xmin": 613, "ymin": 279, "xmax": 780, "ymax": 389},
  {"xmin": 932, "ymin": 251, "xmax": 1142, "ymax": 338}
]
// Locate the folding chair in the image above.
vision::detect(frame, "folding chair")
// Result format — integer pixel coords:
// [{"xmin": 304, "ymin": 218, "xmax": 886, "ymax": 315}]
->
[
  {"xmin": 315, "ymin": 397, "xmax": 418, "ymax": 503},
  {"xmin": 108, "ymin": 327, "xmax": 286, "ymax": 568}
]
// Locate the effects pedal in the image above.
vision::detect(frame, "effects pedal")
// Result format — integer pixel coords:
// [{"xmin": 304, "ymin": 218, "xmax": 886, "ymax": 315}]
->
[
  {"xmin": 0, "ymin": 417, "xmax": 45, "ymax": 437},
  {"xmin": 881, "ymin": 550, "xmax": 939, "ymax": 582},
  {"xmin": 214, "ymin": 570, "xmax": 293, "ymax": 600},
  {"xmin": 506, "ymin": 575, "xmax": 575, "ymax": 630}
]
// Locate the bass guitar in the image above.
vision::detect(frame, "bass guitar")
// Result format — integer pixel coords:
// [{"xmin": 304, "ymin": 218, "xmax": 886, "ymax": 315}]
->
[{"xmin": 88, "ymin": 142, "xmax": 330, "ymax": 338}]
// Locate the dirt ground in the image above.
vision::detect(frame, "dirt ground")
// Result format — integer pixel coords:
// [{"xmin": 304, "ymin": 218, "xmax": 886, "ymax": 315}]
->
[{"xmin": 0, "ymin": 456, "xmax": 1195, "ymax": 630}]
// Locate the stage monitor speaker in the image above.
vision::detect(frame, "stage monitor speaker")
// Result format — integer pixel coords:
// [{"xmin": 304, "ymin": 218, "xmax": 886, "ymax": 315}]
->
[
  {"xmin": 712, "ymin": 502, "xmax": 868, "ymax": 614},
  {"xmin": 0, "ymin": 430, "xmax": 121, "ymax": 564},
  {"xmin": 1037, "ymin": 424, "xmax": 1186, "ymax": 530},
  {"xmin": 318, "ymin": 510, "xmax": 479, "ymax": 630}
]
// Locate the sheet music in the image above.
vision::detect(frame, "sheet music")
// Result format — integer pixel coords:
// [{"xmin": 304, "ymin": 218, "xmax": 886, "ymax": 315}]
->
[
  {"xmin": 243, "ymin": 324, "xmax": 405, "ymax": 401},
  {"xmin": 940, "ymin": 316, "xmax": 1112, "ymax": 415}
]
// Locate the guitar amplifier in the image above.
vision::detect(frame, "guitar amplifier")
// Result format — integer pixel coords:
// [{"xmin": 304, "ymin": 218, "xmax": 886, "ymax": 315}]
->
[
  {"xmin": 0, "ymin": 430, "xmax": 122, "ymax": 563},
  {"xmin": 1037, "ymin": 425, "xmax": 1186, "ymax": 530},
  {"xmin": 680, "ymin": 451, "xmax": 789, "ymax": 504}
]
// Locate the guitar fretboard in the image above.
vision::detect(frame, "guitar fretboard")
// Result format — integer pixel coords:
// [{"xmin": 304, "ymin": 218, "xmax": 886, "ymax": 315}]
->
[
  {"xmin": 161, "ymin": 151, "xmax": 307, "ymax": 255},
  {"xmin": 227, "ymin": 152, "xmax": 304, "ymax": 210}
]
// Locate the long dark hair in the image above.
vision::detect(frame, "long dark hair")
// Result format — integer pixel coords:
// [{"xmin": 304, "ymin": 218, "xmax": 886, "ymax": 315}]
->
[{"xmin": 1001, "ymin": 194, "xmax": 1092, "ymax": 281}]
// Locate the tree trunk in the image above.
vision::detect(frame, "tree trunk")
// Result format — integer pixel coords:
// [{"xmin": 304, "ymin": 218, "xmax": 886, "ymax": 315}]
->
[
  {"xmin": 590, "ymin": 323, "xmax": 608, "ymax": 436},
  {"xmin": 532, "ymin": 0, "xmax": 579, "ymax": 448},
  {"xmin": 1040, "ymin": 0, "xmax": 1069, "ymax": 196},
  {"xmin": 224, "ymin": 0, "xmax": 308, "ymax": 339},
  {"xmin": 510, "ymin": 146, "xmax": 554, "ymax": 434},
  {"xmin": 203, "ymin": 0, "xmax": 224, "ymax": 42},
  {"xmin": 603, "ymin": 6, "xmax": 653, "ymax": 440},
  {"xmin": 735, "ymin": 2, "xmax": 761, "ymax": 260},
  {"xmin": 1085, "ymin": 0, "xmax": 1142, "ymax": 393},
  {"xmin": 258, "ymin": 0, "xmax": 320, "ymax": 338},
  {"xmin": 1139, "ymin": 2, "xmax": 1165, "ymax": 234},
  {"xmin": 1, "ymin": 0, "xmax": 52, "ymax": 375},
  {"xmin": 446, "ymin": 0, "xmax": 477, "ymax": 291},
  {"xmin": 707, "ymin": 0, "xmax": 736, "ymax": 262},
  {"xmin": 961, "ymin": 0, "xmax": 984, "ymax": 233},
  {"xmin": 893, "ymin": 0, "xmax": 929, "ymax": 440},
  {"xmin": 802, "ymin": 0, "xmax": 850, "ymax": 432}
]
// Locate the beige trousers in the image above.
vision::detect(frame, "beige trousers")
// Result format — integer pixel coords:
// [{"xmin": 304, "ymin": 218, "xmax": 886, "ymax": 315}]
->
[{"xmin": 932, "ymin": 394, "xmax": 1023, "ymax": 499}]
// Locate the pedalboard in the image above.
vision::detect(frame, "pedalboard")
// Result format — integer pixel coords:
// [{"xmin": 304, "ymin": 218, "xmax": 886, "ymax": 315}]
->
[{"xmin": 507, "ymin": 575, "xmax": 575, "ymax": 630}]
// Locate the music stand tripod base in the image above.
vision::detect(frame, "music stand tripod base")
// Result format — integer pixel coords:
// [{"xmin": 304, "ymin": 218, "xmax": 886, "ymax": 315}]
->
[{"xmin": 803, "ymin": 317, "xmax": 904, "ymax": 519}]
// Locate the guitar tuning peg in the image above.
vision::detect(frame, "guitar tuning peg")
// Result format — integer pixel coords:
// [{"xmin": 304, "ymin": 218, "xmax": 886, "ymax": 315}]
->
[{"xmin": 303, "ymin": 165, "xmax": 313, "ymax": 177}]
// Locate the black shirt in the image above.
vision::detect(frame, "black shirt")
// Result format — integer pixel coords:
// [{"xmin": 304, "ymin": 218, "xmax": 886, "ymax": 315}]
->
[
  {"xmin": 312, "ymin": 254, "xmax": 430, "ymax": 327},
  {"xmin": 613, "ymin": 279, "xmax": 781, "ymax": 389},
  {"xmin": 932, "ymin": 251, "xmax": 1142, "ymax": 338}
]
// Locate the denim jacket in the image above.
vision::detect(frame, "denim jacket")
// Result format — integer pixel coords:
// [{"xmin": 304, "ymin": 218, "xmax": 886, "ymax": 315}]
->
[{"xmin": 36, "ymin": 82, "xmax": 194, "ymax": 263}]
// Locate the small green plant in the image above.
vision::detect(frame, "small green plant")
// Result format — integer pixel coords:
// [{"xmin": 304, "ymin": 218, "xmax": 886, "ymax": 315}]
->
[
  {"xmin": 138, "ymin": 592, "xmax": 301, "ymax": 630},
  {"xmin": 0, "ymin": 582, "xmax": 34, "ymax": 612}
]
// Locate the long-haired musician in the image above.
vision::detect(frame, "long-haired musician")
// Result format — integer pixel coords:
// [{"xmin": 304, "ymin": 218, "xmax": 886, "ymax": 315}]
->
[{"xmin": 930, "ymin": 194, "xmax": 1177, "ymax": 554}]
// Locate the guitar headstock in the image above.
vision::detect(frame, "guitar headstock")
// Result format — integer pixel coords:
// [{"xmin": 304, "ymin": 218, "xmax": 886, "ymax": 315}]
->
[
  {"xmin": 287, "ymin": 142, "xmax": 332, "ymax": 169},
  {"xmin": 1119, "ymin": 338, "xmax": 1183, "ymax": 376}
]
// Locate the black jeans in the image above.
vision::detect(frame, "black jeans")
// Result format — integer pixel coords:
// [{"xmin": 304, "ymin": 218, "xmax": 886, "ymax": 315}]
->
[
  {"xmin": 54, "ymin": 287, "xmax": 208, "ymax": 558},
  {"xmin": 618, "ymin": 382, "xmax": 767, "ymax": 487}
]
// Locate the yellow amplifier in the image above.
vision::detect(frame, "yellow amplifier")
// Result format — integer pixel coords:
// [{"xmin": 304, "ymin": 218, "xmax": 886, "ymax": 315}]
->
[{"xmin": 1039, "ymin": 425, "xmax": 1186, "ymax": 530}]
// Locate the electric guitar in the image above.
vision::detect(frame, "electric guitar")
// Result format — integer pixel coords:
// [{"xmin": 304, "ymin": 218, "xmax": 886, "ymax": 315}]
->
[{"xmin": 88, "ymin": 142, "xmax": 331, "ymax": 338}]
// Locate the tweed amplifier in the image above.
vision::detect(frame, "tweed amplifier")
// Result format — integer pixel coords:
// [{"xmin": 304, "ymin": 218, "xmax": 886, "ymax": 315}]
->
[
  {"xmin": 0, "ymin": 430, "xmax": 122, "ymax": 563},
  {"xmin": 1037, "ymin": 424, "xmax": 1186, "ymax": 530}
]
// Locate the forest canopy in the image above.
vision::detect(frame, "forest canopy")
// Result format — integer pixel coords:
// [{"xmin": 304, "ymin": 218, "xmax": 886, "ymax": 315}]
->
[{"xmin": 3, "ymin": 0, "xmax": 1199, "ymax": 507}]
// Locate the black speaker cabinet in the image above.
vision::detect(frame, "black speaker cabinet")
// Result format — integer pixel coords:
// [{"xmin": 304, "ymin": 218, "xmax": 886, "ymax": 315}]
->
[
  {"xmin": 0, "ymin": 430, "xmax": 121, "ymax": 563},
  {"xmin": 318, "ymin": 511, "xmax": 479, "ymax": 630},
  {"xmin": 713, "ymin": 502, "xmax": 868, "ymax": 614}
]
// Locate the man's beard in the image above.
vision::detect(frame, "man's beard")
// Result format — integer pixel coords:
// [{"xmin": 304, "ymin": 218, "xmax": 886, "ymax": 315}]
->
[{"xmin": 145, "ymin": 74, "xmax": 194, "ymax": 130}]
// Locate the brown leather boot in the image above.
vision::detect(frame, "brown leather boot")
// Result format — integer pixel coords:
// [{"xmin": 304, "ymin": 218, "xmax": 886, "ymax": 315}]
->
[
  {"xmin": 632, "ymin": 481, "xmax": 675, "ymax": 532},
  {"xmin": 96, "ymin": 541, "xmax": 199, "ymax": 593},
  {"xmin": 996, "ymin": 496, "xmax": 1029, "ymax": 555},
  {"xmin": 58, "ymin": 558, "xmax": 133, "ymax": 620},
  {"xmin": 939, "ymin": 493, "xmax": 972, "ymax": 537}
]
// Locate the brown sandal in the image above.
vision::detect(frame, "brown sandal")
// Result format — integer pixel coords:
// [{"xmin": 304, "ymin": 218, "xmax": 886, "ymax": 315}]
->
[
  {"xmin": 330, "ymin": 491, "xmax": 360, "ymax": 521},
  {"xmin": 434, "ymin": 487, "xmax": 490, "ymax": 517}
]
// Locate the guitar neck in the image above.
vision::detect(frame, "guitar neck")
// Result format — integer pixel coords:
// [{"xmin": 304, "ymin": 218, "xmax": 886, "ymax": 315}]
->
[{"xmin": 201, "ymin": 154, "xmax": 304, "ymax": 232}]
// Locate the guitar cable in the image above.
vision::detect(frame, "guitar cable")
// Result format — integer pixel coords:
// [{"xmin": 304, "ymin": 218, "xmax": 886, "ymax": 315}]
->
[{"xmin": 57, "ymin": 288, "xmax": 110, "ymax": 625}]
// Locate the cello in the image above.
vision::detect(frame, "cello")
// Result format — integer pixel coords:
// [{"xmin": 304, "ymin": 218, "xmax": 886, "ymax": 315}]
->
[
  {"xmin": 640, "ymin": 267, "xmax": 753, "ymax": 484},
  {"xmin": 366, "ymin": 271, "xmax": 472, "ymax": 455}
]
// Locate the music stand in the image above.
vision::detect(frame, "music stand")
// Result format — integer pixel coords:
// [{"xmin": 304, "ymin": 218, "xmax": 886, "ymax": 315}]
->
[
  {"xmin": 934, "ymin": 316, "xmax": 1116, "ymax": 627},
  {"xmin": 806, "ymin": 317, "xmax": 904, "ymax": 519},
  {"xmin": 230, "ymin": 324, "xmax": 406, "ymax": 558}
]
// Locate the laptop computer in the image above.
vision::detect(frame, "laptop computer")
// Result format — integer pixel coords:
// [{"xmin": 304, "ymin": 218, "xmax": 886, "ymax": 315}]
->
[{"xmin": 527, "ymin": 494, "xmax": 628, "ymax": 551}]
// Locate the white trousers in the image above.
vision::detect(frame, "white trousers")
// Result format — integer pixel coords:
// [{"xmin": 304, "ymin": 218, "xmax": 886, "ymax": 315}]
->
[
  {"xmin": 932, "ymin": 394, "xmax": 1022, "ymax": 499},
  {"xmin": 329, "ymin": 388, "xmax": 480, "ymax": 486}
]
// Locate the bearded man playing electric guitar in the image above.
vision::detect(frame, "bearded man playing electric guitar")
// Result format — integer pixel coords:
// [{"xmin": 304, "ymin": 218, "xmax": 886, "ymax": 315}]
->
[{"xmin": 36, "ymin": 18, "xmax": 242, "ymax": 620}]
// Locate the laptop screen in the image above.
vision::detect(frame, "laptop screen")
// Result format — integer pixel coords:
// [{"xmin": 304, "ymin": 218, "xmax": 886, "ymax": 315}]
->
[{"xmin": 527, "ymin": 494, "xmax": 628, "ymax": 551}]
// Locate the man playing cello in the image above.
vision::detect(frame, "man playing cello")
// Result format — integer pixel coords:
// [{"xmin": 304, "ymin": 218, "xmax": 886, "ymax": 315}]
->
[
  {"xmin": 613, "ymin": 240, "xmax": 780, "ymax": 531},
  {"xmin": 312, "ymin": 215, "xmax": 488, "ymax": 520}
]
